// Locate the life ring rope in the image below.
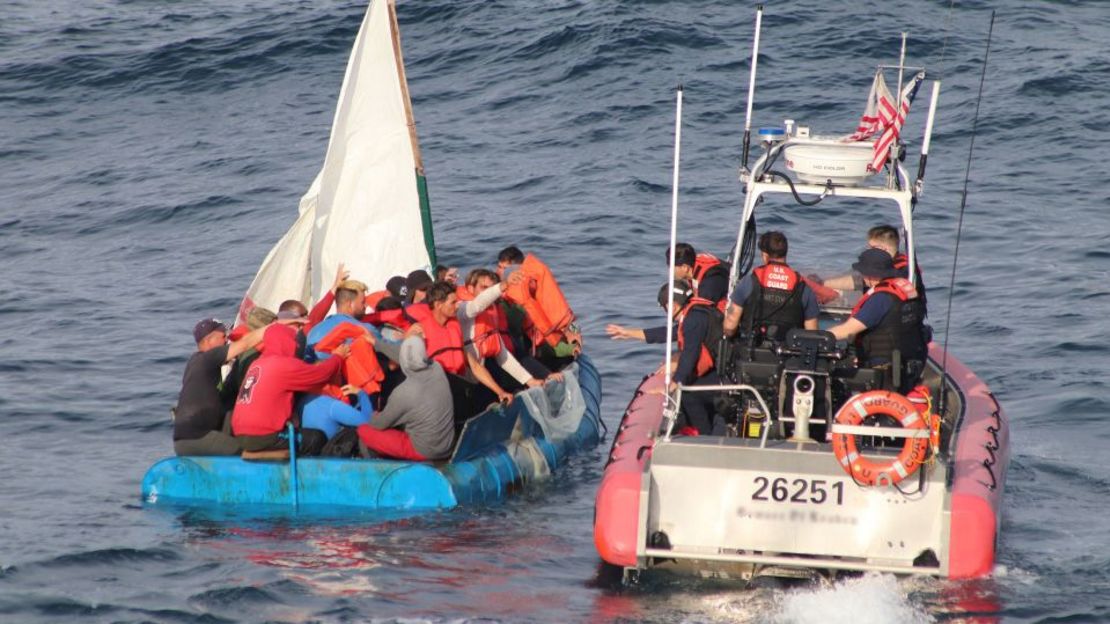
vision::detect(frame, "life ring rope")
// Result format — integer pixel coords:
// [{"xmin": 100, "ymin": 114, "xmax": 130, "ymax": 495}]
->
[{"xmin": 831, "ymin": 389, "xmax": 931, "ymax": 487}]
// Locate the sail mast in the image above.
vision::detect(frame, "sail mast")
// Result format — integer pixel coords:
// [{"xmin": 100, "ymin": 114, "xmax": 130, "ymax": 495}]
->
[{"xmin": 387, "ymin": 0, "xmax": 437, "ymax": 266}]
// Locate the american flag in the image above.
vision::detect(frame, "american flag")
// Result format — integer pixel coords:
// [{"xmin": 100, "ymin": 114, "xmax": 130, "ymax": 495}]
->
[{"xmin": 843, "ymin": 70, "xmax": 926, "ymax": 172}]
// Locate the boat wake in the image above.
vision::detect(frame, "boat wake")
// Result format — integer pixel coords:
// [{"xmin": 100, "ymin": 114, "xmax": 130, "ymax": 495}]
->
[{"xmin": 767, "ymin": 574, "xmax": 931, "ymax": 624}]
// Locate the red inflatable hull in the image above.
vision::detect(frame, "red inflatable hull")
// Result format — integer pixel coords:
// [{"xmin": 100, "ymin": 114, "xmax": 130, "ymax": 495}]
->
[{"xmin": 593, "ymin": 346, "xmax": 1008, "ymax": 578}]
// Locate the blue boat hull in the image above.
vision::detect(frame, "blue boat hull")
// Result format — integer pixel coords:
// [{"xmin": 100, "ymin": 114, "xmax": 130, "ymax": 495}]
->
[{"xmin": 142, "ymin": 355, "xmax": 602, "ymax": 512}]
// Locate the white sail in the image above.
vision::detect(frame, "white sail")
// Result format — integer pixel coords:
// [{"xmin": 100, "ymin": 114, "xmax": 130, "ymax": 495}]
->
[{"xmin": 237, "ymin": 0, "xmax": 432, "ymax": 323}]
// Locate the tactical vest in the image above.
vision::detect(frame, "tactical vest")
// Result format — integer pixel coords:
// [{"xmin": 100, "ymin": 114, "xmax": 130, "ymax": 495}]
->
[
  {"xmin": 743, "ymin": 261, "xmax": 805, "ymax": 341},
  {"xmin": 852, "ymin": 277, "xmax": 927, "ymax": 365},
  {"xmin": 677, "ymin": 297, "xmax": 725, "ymax": 378}
]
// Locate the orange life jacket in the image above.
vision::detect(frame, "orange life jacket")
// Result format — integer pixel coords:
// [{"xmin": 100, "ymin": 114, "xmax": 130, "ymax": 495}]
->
[
  {"xmin": 692, "ymin": 252, "xmax": 728, "ymax": 312},
  {"xmin": 313, "ymin": 321, "xmax": 385, "ymax": 394},
  {"xmin": 851, "ymin": 277, "xmax": 917, "ymax": 315},
  {"xmin": 361, "ymin": 307, "xmax": 411, "ymax": 331},
  {"xmin": 364, "ymin": 289, "xmax": 390, "ymax": 311},
  {"xmin": 406, "ymin": 303, "xmax": 466, "ymax": 375},
  {"xmin": 503, "ymin": 254, "xmax": 574, "ymax": 348},
  {"xmin": 677, "ymin": 296, "xmax": 720, "ymax": 378},
  {"xmin": 692, "ymin": 252, "xmax": 723, "ymax": 285},
  {"xmin": 455, "ymin": 286, "xmax": 505, "ymax": 359}
]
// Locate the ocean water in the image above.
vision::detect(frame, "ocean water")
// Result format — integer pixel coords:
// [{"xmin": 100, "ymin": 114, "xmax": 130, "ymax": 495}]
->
[{"xmin": 1, "ymin": 0, "xmax": 1108, "ymax": 622}]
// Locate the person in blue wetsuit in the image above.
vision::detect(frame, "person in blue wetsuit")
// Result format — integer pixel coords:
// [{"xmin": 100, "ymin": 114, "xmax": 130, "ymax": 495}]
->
[{"xmin": 829, "ymin": 248, "xmax": 929, "ymax": 393}]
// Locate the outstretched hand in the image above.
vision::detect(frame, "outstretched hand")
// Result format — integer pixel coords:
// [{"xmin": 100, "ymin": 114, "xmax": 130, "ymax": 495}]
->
[
  {"xmin": 606, "ymin": 324, "xmax": 630, "ymax": 340},
  {"xmin": 331, "ymin": 262, "xmax": 350, "ymax": 292},
  {"xmin": 332, "ymin": 343, "xmax": 352, "ymax": 359}
]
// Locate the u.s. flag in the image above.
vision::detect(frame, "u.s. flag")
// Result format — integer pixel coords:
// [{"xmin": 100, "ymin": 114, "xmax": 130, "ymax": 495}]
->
[{"xmin": 843, "ymin": 69, "xmax": 926, "ymax": 172}]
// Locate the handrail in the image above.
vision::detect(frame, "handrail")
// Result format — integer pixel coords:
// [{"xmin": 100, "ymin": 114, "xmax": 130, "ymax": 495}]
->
[
  {"xmin": 664, "ymin": 383, "xmax": 775, "ymax": 448},
  {"xmin": 286, "ymin": 421, "xmax": 299, "ymax": 509}
]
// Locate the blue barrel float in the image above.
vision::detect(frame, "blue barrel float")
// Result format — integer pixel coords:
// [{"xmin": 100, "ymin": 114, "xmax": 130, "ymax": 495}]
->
[{"xmin": 142, "ymin": 355, "xmax": 602, "ymax": 513}]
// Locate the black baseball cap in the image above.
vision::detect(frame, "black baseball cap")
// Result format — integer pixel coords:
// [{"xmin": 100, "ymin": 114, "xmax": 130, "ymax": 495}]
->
[
  {"xmin": 193, "ymin": 318, "xmax": 227, "ymax": 343},
  {"xmin": 386, "ymin": 275, "xmax": 407, "ymax": 298}
]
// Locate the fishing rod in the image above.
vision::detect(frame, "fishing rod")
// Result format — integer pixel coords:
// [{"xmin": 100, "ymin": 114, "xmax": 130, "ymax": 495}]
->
[
  {"xmin": 662, "ymin": 85, "xmax": 683, "ymax": 439},
  {"xmin": 938, "ymin": 10, "xmax": 995, "ymax": 418},
  {"xmin": 740, "ymin": 4, "xmax": 763, "ymax": 173}
]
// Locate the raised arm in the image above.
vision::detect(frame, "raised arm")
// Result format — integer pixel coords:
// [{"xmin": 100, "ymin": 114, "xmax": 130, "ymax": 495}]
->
[{"xmin": 227, "ymin": 324, "xmax": 267, "ymax": 361}]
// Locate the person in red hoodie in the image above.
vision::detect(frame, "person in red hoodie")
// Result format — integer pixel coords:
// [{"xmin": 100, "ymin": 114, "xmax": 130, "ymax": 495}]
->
[{"xmin": 231, "ymin": 323, "xmax": 350, "ymax": 453}]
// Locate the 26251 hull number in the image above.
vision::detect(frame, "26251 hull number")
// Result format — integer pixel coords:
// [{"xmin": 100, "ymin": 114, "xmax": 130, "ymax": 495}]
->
[{"xmin": 752, "ymin": 476, "xmax": 845, "ymax": 505}]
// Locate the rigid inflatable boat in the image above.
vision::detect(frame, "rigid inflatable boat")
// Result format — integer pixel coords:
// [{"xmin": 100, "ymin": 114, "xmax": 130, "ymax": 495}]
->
[{"xmin": 594, "ymin": 9, "xmax": 1007, "ymax": 581}]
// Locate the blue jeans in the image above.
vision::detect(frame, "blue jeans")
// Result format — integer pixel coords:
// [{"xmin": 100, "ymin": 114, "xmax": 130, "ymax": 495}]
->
[{"xmin": 298, "ymin": 392, "xmax": 373, "ymax": 439}]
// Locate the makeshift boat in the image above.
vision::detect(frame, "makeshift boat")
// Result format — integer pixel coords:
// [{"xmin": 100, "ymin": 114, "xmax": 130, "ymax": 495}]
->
[
  {"xmin": 594, "ymin": 8, "xmax": 1007, "ymax": 581},
  {"xmin": 144, "ymin": 356, "xmax": 601, "ymax": 511},
  {"xmin": 142, "ymin": 0, "xmax": 602, "ymax": 512}
]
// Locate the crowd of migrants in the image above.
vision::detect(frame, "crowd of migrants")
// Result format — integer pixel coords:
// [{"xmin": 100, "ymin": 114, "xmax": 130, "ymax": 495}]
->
[
  {"xmin": 172, "ymin": 246, "xmax": 581, "ymax": 461},
  {"xmin": 606, "ymin": 225, "xmax": 929, "ymax": 435}
]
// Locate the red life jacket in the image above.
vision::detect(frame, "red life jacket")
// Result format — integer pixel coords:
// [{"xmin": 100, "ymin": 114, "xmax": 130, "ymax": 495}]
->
[
  {"xmin": 753, "ymin": 261, "xmax": 799, "ymax": 290},
  {"xmin": 503, "ymin": 254, "xmax": 574, "ymax": 348},
  {"xmin": 692, "ymin": 252, "xmax": 728, "ymax": 312},
  {"xmin": 360, "ymin": 308, "xmax": 412, "ymax": 331},
  {"xmin": 364, "ymin": 289, "xmax": 390, "ymax": 311},
  {"xmin": 850, "ymin": 277, "xmax": 927, "ymax": 366},
  {"xmin": 692, "ymin": 253, "xmax": 722, "ymax": 285},
  {"xmin": 456, "ymin": 286, "xmax": 504, "ymax": 359},
  {"xmin": 405, "ymin": 303, "xmax": 466, "ymax": 375},
  {"xmin": 744, "ymin": 261, "xmax": 805, "ymax": 340},
  {"xmin": 851, "ymin": 277, "xmax": 917, "ymax": 315},
  {"xmin": 677, "ymin": 296, "xmax": 723, "ymax": 378}
]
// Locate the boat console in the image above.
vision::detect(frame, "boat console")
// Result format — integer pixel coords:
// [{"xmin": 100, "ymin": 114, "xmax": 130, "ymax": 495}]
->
[{"xmin": 711, "ymin": 328, "xmax": 886, "ymax": 442}]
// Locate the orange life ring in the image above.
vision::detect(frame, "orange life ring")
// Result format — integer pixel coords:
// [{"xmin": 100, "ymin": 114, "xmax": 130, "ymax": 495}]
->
[{"xmin": 831, "ymin": 390, "xmax": 929, "ymax": 486}]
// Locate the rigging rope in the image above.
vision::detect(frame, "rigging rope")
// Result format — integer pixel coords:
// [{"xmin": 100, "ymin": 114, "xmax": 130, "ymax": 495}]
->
[
  {"xmin": 936, "ymin": 0, "xmax": 958, "ymax": 79},
  {"xmin": 938, "ymin": 10, "xmax": 995, "ymax": 418}
]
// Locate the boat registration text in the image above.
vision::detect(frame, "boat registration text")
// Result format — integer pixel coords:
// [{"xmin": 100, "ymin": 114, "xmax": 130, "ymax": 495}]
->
[{"xmin": 751, "ymin": 476, "xmax": 845, "ymax": 506}]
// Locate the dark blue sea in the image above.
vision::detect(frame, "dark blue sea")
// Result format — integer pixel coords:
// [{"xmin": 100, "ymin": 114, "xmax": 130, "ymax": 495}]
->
[{"xmin": 2, "ymin": 0, "xmax": 1108, "ymax": 621}]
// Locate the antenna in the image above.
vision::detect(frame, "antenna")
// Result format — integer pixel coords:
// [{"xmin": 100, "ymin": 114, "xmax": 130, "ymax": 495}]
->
[
  {"xmin": 661, "ymin": 85, "xmax": 684, "ymax": 439},
  {"xmin": 740, "ymin": 5, "xmax": 763, "ymax": 172},
  {"xmin": 938, "ymin": 11, "xmax": 995, "ymax": 419},
  {"xmin": 913, "ymin": 79, "xmax": 941, "ymax": 204}
]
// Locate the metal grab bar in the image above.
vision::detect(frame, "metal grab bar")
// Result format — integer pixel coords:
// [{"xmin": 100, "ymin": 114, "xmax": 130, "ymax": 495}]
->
[
  {"xmin": 830, "ymin": 424, "xmax": 931, "ymax": 439},
  {"xmin": 663, "ymin": 383, "xmax": 775, "ymax": 448}
]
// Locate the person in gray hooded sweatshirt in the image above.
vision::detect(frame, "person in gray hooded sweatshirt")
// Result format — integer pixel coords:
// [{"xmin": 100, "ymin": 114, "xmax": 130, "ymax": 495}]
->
[{"xmin": 356, "ymin": 325, "xmax": 454, "ymax": 461}]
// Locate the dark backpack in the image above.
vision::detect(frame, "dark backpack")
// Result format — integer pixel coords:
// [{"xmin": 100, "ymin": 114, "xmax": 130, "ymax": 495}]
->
[{"xmin": 320, "ymin": 426, "xmax": 361, "ymax": 458}]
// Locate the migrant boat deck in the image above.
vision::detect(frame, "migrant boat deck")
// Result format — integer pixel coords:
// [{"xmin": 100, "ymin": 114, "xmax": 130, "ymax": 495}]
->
[{"xmin": 143, "ymin": 356, "xmax": 601, "ymax": 512}]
